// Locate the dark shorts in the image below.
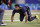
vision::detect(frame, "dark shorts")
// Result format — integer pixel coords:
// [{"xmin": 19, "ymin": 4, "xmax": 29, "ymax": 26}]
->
[
  {"xmin": 20, "ymin": 14, "xmax": 25, "ymax": 21},
  {"xmin": 20, "ymin": 14, "xmax": 31, "ymax": 21}
]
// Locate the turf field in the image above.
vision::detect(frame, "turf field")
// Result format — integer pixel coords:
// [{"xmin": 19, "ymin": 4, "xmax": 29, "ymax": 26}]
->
[{"xmin": 0, "ymin": 10, "xmax": 40, "ymax": 27}]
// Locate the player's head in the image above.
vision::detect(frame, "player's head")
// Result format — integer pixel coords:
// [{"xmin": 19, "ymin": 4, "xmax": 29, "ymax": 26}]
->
[
  {"xmin": 0, "ymin": 0, "xmax": 3, "ymax": 5},
  {"xmin": 15, "ymin": 4, "xmax": 20, "ymax": 10}
]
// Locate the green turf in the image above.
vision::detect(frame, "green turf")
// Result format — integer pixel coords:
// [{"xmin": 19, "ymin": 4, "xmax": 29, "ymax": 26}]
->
[
  {"xmin": 0, "ymin": 10, "xmax": 40, "ymax": 27},
  {"xmin": 0, "ymin": 21, "xmax": 40, "ymax": 27}
]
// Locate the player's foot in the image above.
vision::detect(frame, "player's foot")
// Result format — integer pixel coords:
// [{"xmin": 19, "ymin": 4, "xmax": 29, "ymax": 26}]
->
[
  {"xmin": 36, "ymin": 15, "xmax": 39, "ymax": 23},
  {"xmin": 0, "ymin": 23, "xmax": 6, "ymax": 26},
  {"xmin": 0, "ymin": 24, "xmax": 6, "ymax": 26}
]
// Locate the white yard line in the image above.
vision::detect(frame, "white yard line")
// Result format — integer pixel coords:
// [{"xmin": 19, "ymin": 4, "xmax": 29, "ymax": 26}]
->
[
  {"xmin": 3, "ymin": 19, "xmax": 39, "ymax": 21},
  {"xmin": 4, "ymin": 13, "xmax": 40, "ymax": 15},
  {"xmin": 3, "ymin": 20, "xmax": 25, "ymax": 21}
]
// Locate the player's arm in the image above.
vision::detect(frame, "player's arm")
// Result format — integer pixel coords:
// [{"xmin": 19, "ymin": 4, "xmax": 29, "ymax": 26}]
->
[
  {"xmin": 11, "ymin": 12, "xmax": 14, "ymax": 23},
  {"xmin": 24, "ymin": 12, "xmax": 28, "ymax": 24}
]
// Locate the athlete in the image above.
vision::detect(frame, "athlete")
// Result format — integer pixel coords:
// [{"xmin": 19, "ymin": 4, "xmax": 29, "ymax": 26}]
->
[
  {"xmin": 11, "ymin": 4, "xmax": 28, "ymax": 24},
  {"xmin": 11, "ymin": 4, "xmax": 39, "ymax": 24},
  {"xmin": 0, "ymin": 0, "xmax": 8, "ymax": 26}
]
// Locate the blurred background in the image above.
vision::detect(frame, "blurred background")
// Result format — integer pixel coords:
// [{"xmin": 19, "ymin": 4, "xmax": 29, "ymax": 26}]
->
[
  {"xmin": 1, "ymin": 0, "xmax": 40, "ymax": 10},
  {"xmin": 0, "ymin": 0, "xmax": 40, "ymax": 27}
]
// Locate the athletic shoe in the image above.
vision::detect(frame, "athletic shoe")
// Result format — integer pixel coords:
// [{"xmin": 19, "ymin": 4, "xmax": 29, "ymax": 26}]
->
[{"xmin": 36, "ymin": 15, "xmax": 39, "ymax": 23}]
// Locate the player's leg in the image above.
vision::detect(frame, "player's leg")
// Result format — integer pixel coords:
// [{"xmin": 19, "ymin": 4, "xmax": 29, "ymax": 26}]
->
[
  {"xmin": 20, "ymin": 14, "xmax": 25, "ymax": 22},
  {"xmin": 28, "ymin": 15, "xmax": 39, "ymax": 23},
  {"xmin": 0, "ymin": 12, "xmax": 6, "ymax": 26},
  {"xmin": 28, "ymin": 16, "xmax": 36, "ymax": 21},
  {"xmin": 30, "ymin": 16, "xmax": 36, "ymax": 21},
  {"xmin": 0, "ymin": 12, "xmax": 4, "ymax": 24}
]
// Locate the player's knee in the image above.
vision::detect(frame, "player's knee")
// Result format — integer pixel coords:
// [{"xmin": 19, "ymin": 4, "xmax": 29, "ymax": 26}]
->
[
  {"xmin": 28, "ymin": 19, "xmax": 31, "ymax": 21},
  {"xmin": 20, "ymin": 17, "xmax": 24, "ymax": 22}
]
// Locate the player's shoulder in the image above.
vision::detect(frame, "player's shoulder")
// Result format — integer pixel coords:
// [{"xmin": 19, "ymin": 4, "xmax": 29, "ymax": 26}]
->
[
  {"xmin": 12, "ymin": 9, "xmax": 16, "ymax": 13},
  {"xmin": 13, "ymin": 9, "xmax": 15, "ymax": 11},
  {"xmin": 20, "ymin": 7, "xmax": 25, "ymax": 10}
]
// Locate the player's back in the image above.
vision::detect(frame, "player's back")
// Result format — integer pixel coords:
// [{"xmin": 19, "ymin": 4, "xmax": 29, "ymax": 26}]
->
[
  {"xmin": 22, "ymin": 6, "xmax": 31, "ymax": 16},
  {"xmin": 13, "ymin": 8, "xmax": 26, "ymax": 15}
]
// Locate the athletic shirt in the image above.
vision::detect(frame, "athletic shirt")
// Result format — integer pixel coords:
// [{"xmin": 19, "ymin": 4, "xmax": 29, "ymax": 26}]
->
[
  {"xmin": 22, "ymin": 6, "xmax": 31, "ymax": 16},
  {"xmin": 13, "ymin": 8, "xmax": 26, "ymax": 15},
  {"xmin": 26, "ymin": 6, "xmax": 31, "ymax": 16},
  {"xmin": 0, "ymin": 3, "xmax": 8, "ymax": 10}
]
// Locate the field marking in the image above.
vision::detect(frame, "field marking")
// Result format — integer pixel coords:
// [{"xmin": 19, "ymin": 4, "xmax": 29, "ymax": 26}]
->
[
  {"xmin": 3, "ymin": 19, "xmax": 40, "ymax": 21},
  {"xmin": 3, "ymin": 20, "xmax": 24, "ymax": 21},
  {"xmin": 4, "ymin": 13, "xmax": 40, "ymax": 15}
]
